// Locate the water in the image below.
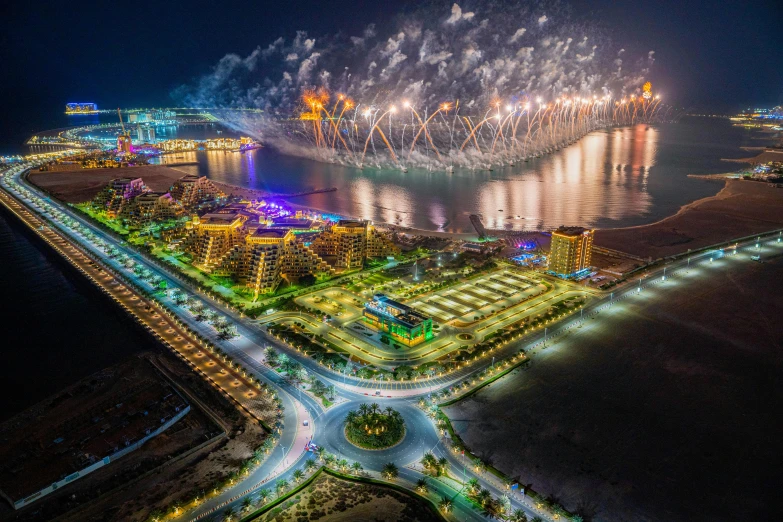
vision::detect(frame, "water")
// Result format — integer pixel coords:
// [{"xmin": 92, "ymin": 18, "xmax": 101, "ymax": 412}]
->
[
  {"xmin": 0, "ymin": 209, "xmax": 158, "ymax": 422},
  {"xmin": 154, "ymin": 117, "xmax": 772, "ymax": 233}
]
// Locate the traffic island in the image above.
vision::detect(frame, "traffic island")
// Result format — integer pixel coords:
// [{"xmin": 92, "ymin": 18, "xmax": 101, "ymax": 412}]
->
[{"xmin": 343, "ymin": 404, "xmax": 406, "ymax": 450}]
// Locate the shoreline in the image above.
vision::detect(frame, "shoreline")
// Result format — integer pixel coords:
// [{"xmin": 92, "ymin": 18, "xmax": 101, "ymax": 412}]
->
[{"xmin": 594, "ymin": 178, "xmax": 783, "ymax": 259}]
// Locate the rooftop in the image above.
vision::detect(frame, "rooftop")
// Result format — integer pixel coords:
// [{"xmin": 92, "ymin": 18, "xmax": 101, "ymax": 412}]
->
[
  {"xmin": 553, "ymin": 226, "xmax": 592, "ymax": 237},
  {"xmin": 366, "ymin": 293, "xmax": 430, "ymax": 328}
]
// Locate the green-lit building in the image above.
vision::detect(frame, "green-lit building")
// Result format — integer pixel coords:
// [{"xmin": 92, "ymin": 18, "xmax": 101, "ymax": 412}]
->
[{"xmin": 363, "ymin": 294, "xmax": 433, "ymax": 347}]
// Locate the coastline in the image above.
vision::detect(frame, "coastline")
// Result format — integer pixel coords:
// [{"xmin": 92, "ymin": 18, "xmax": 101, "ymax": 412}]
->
[{"xmin": 594, "ymin": 178, "xmax": 783, "ymax": 259}]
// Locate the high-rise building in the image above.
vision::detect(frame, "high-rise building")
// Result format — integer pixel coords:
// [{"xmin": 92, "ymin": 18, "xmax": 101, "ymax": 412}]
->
[
  {"xmin": 548, "ymin": 226, "xmax": 594, "ymax": 277},
  {"xmin": 363, "ymin": 294, "xmax": 433, "ymax": 347},
  {"xmin": 311, "ymin": 220, "xmax": 398, "ymax": 270}
]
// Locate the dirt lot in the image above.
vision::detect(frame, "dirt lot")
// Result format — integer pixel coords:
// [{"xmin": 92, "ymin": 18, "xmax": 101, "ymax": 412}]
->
[
  {"xmin": 595, "ymin": 179, "xmax": 783, "ymax": 259},
  {"xmin": 255, "ymin": 473, "xmax": 441, "ymax": 522},
  {"xmin": 2, "ymin": 351, "xmax": 267, "ymax": 522},
  {"xmin": 445, "ymin": 255, "xmax": 783, "ymax": 522},
  {"xmin": 28, "ymin": 166, "xmax": 189, "ymax": 203}
]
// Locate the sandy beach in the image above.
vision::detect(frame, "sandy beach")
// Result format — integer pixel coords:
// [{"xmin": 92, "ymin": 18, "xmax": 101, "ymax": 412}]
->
[
  {"xmin": 595, "ymin": 179, "xmax": 783, "ymax": 259},
  {"xmin": 28, "ymin": 165, "xmax": 191, "ymax": 203}
]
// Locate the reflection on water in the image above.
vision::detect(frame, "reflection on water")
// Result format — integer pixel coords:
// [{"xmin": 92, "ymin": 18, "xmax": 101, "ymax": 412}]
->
[{"xmin": 155, "ymin": 119, "xmax": 766, "ymax": 233}]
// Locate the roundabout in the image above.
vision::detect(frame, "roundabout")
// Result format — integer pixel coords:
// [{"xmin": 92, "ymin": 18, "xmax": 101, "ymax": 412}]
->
[
  {"xmin": 344, "ymin": 403, "xmax": 406, "ymax": 450},
  {"xmin": 318, "ymin": 400, "xmax": 439, "ymax": 468}
]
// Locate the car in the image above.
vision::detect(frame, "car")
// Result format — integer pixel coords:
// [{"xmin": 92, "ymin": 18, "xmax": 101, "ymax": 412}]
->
[{"xmin": 374, "ymin": 390, "xmax": 382, "ymax": 396}]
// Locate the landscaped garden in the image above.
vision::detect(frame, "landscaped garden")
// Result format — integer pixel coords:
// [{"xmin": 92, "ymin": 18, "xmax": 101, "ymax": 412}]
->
[{"xmin": 344, "ymin": 403, "xmax": 405, "ymax": 449}]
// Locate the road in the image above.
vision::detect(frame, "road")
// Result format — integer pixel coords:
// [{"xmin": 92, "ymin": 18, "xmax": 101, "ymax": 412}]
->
[{"xmin": 3, "ymin": 156, "xmax": 782, "ymax": 522}]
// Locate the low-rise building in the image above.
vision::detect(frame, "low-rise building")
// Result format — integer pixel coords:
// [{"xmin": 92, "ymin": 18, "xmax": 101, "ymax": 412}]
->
[{"xmin": 363, "ymin": 294, "xmax": 433, "ymax": 347}]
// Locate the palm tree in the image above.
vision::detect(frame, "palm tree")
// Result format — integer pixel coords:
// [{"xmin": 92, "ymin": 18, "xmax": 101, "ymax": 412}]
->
[
  {"xmin": 275, "ymin": 479, "xmax": 289, "ymax": 497},
  {"xmin": 511, "ymin": 509, "xmax": 529, "ymax": 522},
  {"xmin": 358, "ymin": 404, "xmax": 370, "ymax": 416},
  {"xmin": 241, "ymin": 497, "xmax": 253, "ymax": 513},
  {"xmin": 345, "ymin": 411, "xmax": 358, "ymax": 426},
  {"xmin": 370, "ymin": 402, "xmax": 380, "ymax": 414},
  {"xmin": 416, "ymin": 477, "xmax": 429, "ymax": 493},
  {"xmin": 385, "ymin": 406, "xmax": 395, "ymax": 417},
  {"xmin": 324, "ymin": 453, "xmax": 336, "ymax": 468},
  {"xmin": 437, "ymin": 456, "xmax": 449, "ymax": 475},
  {"xmin": 315, "ymin": 446, "xmax": 326, "ymax": 461},
  {"xmin": 477, "ymin": 488, "xmax": 492, "ymax": 507},
  {"xmin": 438, "ymin": 497, "xmax": 452, "ymax": 513},
  {"xmin": 351, "ymin": 461, "xmax": 363, "ymax": 474},
  {"xmin": 258, "ymin": 488, "xmax": 271, "ymax": 504},
  {"xmin": 382, "ymin": 462, "xmax": 399, "ymax": 480},
  {"xmin": 222, "ymin": 507, "xmax": 237, "ymax": 521},
  {"xmin": 338, "ymin": 459, "xmax": 349, "ymax": 472},
  {"xmin": 304, "ymin": 458, "xmax": 317, "ymax": 473},
  {"xmin": 292, "ymin": 469, "xmax": 305, "ymax": 482},
  {"xmin": 421, "ymin": 452, "xmax": 437, "ymax": 471},
  {"xmin": 467, "ymin": 477, "xmax": 480, "ymax": 494}
]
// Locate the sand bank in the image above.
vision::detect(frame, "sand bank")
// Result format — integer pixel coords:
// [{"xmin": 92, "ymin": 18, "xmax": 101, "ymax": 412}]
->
[{"xmin": 595, "ymin": 179, "xmax": 783, "ymax": 259}]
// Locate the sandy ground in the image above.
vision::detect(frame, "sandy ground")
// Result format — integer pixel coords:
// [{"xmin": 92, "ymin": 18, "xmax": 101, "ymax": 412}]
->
[
  {"xmin": 595, "ymin": 180, "xmax": 783, "ymax": 259},
  {"xmin": 28, "ymin": 166, "xmax": 189, "ymax": 203},
  {"xmin": 255, "ymin": 473, "xmax": 441, "ymax": 522},
  {"xmin": 720, "ymin": 149, "xmax": 783, "ymax": 164},
  {"xmin": 445, "ymin": 255, "xmax": 783, "ymax": 522}
]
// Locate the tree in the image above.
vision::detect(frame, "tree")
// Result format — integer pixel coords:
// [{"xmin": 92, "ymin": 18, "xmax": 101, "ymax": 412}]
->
[
  {"xmin": 416, "ymin": 477, "xmax": 429, "ymax": 493},
  {"xmin": 264, "ymin": 346, "xmax": 279, "ymax": 365},
  {"xmin": 315, "ymin": 446, "xmax": 326, "ymax": 461},
  {"xmin": 511, "ymin": 509, "xmax": 528, "ymax": 522},
  {"xmin": 345, "ymin": 411, "xmax": 358, "ymax": 426},
  {"xmin": 241, "ymin": 497, "xmax": 253, "ymax": 513},
  {"xmin": 305, "ymin": 458, "xmax": 317, "ymax": 473},
  {"xmin": 437, "ymin": 456, "xmax": 449, "ymax": 475},
  {"xmin": 382, "ymin": 462, "xmax": 399, "ymax": 480},
  {"xmin": 477, "ymin": 488, "xmax": 492, "ymax": 507},
  {"xmin": 338, "ymin": 458, "xmax": 349, "ymax": 472},
  {"xmin": 258, "ymin": 488, "xmax": 271, "ymax": 504},
  {"xmin": 293, "ymin": 469, "xmax": 305, "ymax": 482},
  {"xmin": 275, "ymin": 479, "xmax": 289, "ymax": 497},
  {"xmin": 438, "ymin": 497, "xmax": 452, "ymax": 513},
  {"xmin": 467, "ymin": 478, "xmax": 480, "ymax": 494},
  {"xmin": 351, "ymin": 461, "xmax": 363, "ymax": 473},
  {"xmin": 324, "ymin": 453, "xmax": 336, "ymax": 468}
]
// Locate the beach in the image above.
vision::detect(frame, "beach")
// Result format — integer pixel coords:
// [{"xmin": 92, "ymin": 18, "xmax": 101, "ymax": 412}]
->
[{"xmin": 595, "ymin": 179, "xmax": 783, "ymax": 259}]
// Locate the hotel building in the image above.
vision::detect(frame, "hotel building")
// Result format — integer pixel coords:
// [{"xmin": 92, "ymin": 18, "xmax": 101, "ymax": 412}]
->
[
  {"xmin": 183, "ymin": 216, "xmax": 333, "ymax": 299},
  {"xmin": 311, "ymin": 220, "xmax": 398, "ymax": 270},
  {"xmin": 548, "ymin": 226, "xmax": 594, "ymax": 277},
  {"xmin": 169, "ymin": 175, "xmax": 224, "ymax": 210}
]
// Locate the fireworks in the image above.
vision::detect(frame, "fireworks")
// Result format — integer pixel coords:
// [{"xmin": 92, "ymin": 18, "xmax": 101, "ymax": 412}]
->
[{"xmin": 178, "ymin": 1, "xmax": 673, "ymax": 170}]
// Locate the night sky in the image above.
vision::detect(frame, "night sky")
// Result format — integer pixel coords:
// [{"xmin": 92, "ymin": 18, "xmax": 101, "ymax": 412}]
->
[{"xmin": 1, "ymin": 0, "xmax": 781, "ymax": 144}]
